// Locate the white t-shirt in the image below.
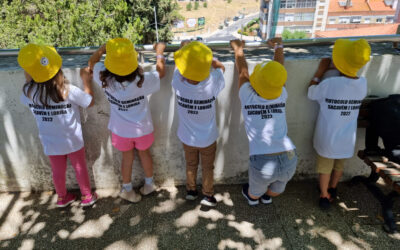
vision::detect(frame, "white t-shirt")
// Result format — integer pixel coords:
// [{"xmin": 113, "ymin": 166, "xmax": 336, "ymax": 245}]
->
[
  {"xmin": 172, "ymin": 68, "xmax": 225, "ymax": 147},
  {"xmin": 239, "ymin": 82, "xmax": 296, "ymax": 156},
  {"xmin": 93, "ymin": 62, "xmax": 160, "ymax": 138},
  {"xmin": 20, "ymin": 84, "xmax": 92, "ymax": 156},
  {"xmin": 308, "ymin": 76, "xmax": 367, "ymax": 158}
]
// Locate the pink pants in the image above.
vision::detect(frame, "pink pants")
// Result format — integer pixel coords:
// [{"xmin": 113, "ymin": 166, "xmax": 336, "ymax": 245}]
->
[{"xmin": 48, "ymin": 147, "xmax": 92, "ymax": 197}]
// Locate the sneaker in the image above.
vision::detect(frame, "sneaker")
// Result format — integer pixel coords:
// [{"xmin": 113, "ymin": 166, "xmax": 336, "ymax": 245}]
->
[
  {"xmin": 328, "ymin": 188, "xmax": 337, "ymax": 200},
  {"xmin": 56, "ymin": 193, "xmax": 76, "ymax": 208},
  {"xmin": 319, "ymin": 197, "xmax": 331, "ymax": 210},
  {"xmin": 260, "ymin": 194, "xmax": 272, "ymax": 204},
  {"xmin": 119, "ymin": 189, "xmax": 142, "ymax": 203},
  {"xmin": 140, "ymin": 183, "xmax": 157, "ymax": 196},
  {"xmin": 186, "ymin": 190, "xmax": 198, "ymax": 200},
  {"xmin": 200, "ymin": 196, "xmax": 217, "ymax": 207},
  {"xmin": 80, "ymin": 193, "xmax": 97, "ymax": 207},
  {"xmin": 242, "ymin": 183, "xmax": 259, "ymax": 206}
]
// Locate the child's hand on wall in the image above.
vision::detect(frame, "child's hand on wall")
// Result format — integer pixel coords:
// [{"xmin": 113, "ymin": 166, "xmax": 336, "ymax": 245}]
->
[
  {"xmin": 179, "ymin": 40, "xmax": 191, "ymax": 49},
  {"xmin": 154, "ymin": 42, "xmax": 166, "ymax": 54},
  {"xmin": 230, "ymin": 39, "xmax": 245, "ymax": 52},
  {"xmin": 267, "ymin": 37, "xmax": 283, "ymax": 47}
]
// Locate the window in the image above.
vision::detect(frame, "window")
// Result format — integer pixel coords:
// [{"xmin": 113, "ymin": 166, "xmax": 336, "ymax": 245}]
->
[
  {"xmin": 285, "ymin": 14, "xmax": 295, "ymax": 22},
  {"xmin": 329, "ymin": 18, "xmax": 336, "ymax": 24},
  {"xmin": 350, "ymin": 16, "xmax": 361, "ymax": 23},
  {"xmin": 376, "ymin": 18, "xmax": 383, "ymax": 23},
  {"xmin": 339, "ymin": 17, "xmax": 350, "ymax": 24},
  {"xmin": 386, "ymin": 16, "xmax": 394, "ymax": 23},
  {"xmin": 280, "ymin": 0, "xmax": 316, "ymax": 9},
  {"xmin": 364, "ymin": 18, "xmax": 370, "ymax": 24},
  {"xmin": 294, "ymin": 12, "xmax": 314, "ymax": 21}
]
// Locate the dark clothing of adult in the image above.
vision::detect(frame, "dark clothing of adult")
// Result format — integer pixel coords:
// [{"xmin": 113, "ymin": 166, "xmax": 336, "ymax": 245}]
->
[{"xmin": 365, "ymin": 95, "xmax": 400, "ymax": 163}]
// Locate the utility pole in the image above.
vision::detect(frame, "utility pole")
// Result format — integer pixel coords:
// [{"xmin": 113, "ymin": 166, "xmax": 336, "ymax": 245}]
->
[{"xmin": 154, "ymin": 5, "xmax": 159, "ymax": 42}]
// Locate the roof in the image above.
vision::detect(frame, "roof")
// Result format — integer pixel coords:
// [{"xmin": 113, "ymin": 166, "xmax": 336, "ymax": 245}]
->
[
  {"xmin": 329, "ymin": 0, "xmax": 371, "ymax": 13},
  {"xmin": 367, "ymin": 0, "xmax": 395, "ymax": 11},
  {"xmin": 315, "ymin": 24, "xmax": 400, "ymax": 37}
]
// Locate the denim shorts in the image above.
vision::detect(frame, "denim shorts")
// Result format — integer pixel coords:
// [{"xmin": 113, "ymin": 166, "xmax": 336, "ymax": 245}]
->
[{"xmin": 248, "ymin": 150, "xmax": 297, "ymax": 197}]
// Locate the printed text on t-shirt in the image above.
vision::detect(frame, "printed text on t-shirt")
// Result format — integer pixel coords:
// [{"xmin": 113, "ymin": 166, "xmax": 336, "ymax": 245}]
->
[
  {"xmin": 325, "ymin": 98, "xmax": 362, "ymax": 116},
  {"xmin": 244, "ymin": 103, "xmax": 285, "ymax": 119},
  {"xmin": 176, "ymin": 95, "xmax": 215, "ymax": 115},
  {"xmin": 29, "ymin": 103, "xmax": 72, "ymax": 122},
  {"xmin": 105, "ymin": 90, "xmax": 144, "ymax": 111}
]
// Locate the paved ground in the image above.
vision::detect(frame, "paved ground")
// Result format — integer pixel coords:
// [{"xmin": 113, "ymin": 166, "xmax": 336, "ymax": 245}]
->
[{"xmin": 1, "ymin": 181, "xmax": 400, "ymax": 249}]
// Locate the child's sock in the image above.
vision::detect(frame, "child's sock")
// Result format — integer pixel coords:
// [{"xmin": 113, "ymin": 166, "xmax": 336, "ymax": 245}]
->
[
  {"xmin": 122, "ymin": 182, "xmax": 132, "ymax": 192},
  {"xmin": 144, "ymin": 177, "xmax": 153, "ymax": 185}
]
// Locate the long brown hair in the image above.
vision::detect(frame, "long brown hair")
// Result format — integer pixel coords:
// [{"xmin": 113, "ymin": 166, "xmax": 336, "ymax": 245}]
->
[
  {"xmin": 23, "ymin": 70, "xmax": 67, "ymax": 106},
  {"xmin": 100, "ymin": 66, "xmax": 144, "ymax": 89}
]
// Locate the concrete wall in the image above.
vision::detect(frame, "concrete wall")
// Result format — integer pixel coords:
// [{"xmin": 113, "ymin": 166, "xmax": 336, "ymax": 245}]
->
[{"xmin": 1, "ymin": 55, "xmax": 399, "ymax": 191}]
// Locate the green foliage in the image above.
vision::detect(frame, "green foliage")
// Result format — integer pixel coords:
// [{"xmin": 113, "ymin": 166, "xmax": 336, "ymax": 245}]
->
[
  {"xmin": 194, "ymin": 2, "xmax": 199, "ymax": 10},
  {"xmin": 203, "ymin": 2, "xmax": 208, "ymax": 8},
  {"xmin": 0, "ymin": 0, "xmax": 181, "ymax": 49},
  {"xmin": 186, "ymin": 2, "xmax": 192, "ymax": 11},
  {"xmin": 281, "ymin": 29, "xmax": 307, "ymax": 40},
  {"xmin": 227, "ymin": 0, "xmax": 232, "ymax": 3}
]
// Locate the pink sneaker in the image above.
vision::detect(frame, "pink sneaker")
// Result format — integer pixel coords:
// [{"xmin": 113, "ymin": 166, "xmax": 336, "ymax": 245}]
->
[
  {"xmin": 80, "ymin": 193, "xmax": 97, "ymax": 207},
  {"xmin": 56, "ymin": 193, "xmax": 77, "ymax": 208}
]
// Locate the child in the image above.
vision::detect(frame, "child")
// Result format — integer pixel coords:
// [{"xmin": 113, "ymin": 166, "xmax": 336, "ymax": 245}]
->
[
  {"xmin": 230, "ymin": 38, "xmax": 297, "ymax": 206},
  {"xmin": 308, "ymin": 39, "xmax": 371, "ymax": 209},
  {"xmin": 172, "ymin": 41, "xmax": 225, "ymax": 207},
  {"xmin": 89, "ymin": 38, "xmax": 166, "ymax": 203},
  {"xmin": 18, "ymin": 44, "xmax": 97, "ymax": 207}
]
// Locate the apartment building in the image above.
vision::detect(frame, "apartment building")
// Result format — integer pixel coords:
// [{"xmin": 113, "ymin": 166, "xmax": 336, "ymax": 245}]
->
[
  {"xmin": 259, "ymin": 0, "xmax": 330, "ymax": 38},
  {"xmin": 259, "ymin": 0, "xmax": 398, "ymax": 38},
  {"xmin": 325, "ymin": 0, "xmax": 397, "ymax": 31}
]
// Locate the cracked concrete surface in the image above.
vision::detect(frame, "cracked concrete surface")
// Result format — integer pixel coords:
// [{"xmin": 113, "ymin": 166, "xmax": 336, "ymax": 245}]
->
[{"xmin": 1, "ymin": 181, "xmax": 400, "ymax": 249}]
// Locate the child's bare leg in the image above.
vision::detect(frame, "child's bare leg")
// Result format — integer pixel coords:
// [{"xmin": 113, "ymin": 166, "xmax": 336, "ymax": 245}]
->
[
  {"xmin": 138, "ymin": 149, "xmax": 153, "ymax": 178},
  {"xmin": 329, "ymin": 170, "xmax": 343, "ymax": 189},
  {"xmin": 319, "ymin": 173, "xmax": 331, "ymax": 198},
  {"xmin": 121, "ymin": 149, "xmax": 135, "ymax": 184}
]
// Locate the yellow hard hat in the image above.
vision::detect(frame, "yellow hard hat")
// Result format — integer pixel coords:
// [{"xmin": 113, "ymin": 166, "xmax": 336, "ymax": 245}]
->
[
  {"xmin": 18, "ymin": 44, "xmax": 62, "ymax": 83},
  {"xmin": 104, "ymin": 38, "xmax": 138, "ymax": 76},
  {"xmin": 249, "ymin": 61, "xmax": 287, "ymax": 100},
  {"xmin": 174, "ymin": 41, "xmax": 213, "ymax": 82},
  {"xmin": 332, "ymin": 39, "xmax": 371, "ymax": 77}
]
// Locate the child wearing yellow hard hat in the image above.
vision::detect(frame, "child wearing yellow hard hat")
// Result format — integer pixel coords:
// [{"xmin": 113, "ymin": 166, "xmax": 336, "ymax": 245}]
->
[
  {"xmin": 172, "ymin": 41, "xmax": 226, "ymax": 207},
  {"xmin": 230, "ymin": 38, "xmax": 297, "ymax": 206},
  {"xmin": 89, "ymin": 38, "xmax": 166, "ymax": 203},
  {"xmin": 18, "ymin": 44, "xmax": 97, "ymax": 208},
  {"xmin": 308, "ymin": 39, "xmax": 371, "ymax": 210}
]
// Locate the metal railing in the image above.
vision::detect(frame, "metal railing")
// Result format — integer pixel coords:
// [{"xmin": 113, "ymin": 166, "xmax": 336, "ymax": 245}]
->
[{"xmin": 0, "ymin": 35, "xmax": 399, "ymax": 57}]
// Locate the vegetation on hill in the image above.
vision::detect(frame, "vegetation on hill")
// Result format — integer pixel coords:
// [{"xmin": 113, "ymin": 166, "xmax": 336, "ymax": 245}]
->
[{"xmin": 0, "ymin": 0, "xmax": 181, "ymax": 49}]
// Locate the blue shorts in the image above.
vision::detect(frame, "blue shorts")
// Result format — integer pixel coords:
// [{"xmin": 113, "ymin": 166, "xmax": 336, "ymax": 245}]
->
[{"xmin": 248, "ymin": 150, "xmax": 297, "ymax": 197}]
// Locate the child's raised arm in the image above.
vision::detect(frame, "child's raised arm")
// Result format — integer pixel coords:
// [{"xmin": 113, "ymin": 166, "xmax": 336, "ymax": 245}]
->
[
  {"xmin": 309, "ymin": 58, "xmax": 331, "ymax": 86},
  {"xmin": 154, "ymin": 42, "xmax": 166, "ymax": 79},
  {"xmin": 211, "ymin": 58, "xmax": 225, "ymax": 73},
  {"xmin": 80, "ymin": 67, "xmax": 95, "ymax": 107},
  {"xmin": 230, "ymin": 39, "xmax": 249, "ymax": 89},
  {"xmin": 267, "ymin": 37, "xmax": 284, "ymax": 65},
  {"xmin": 88, "ymin": 44, "xmax": 106, "ymax": 71}
]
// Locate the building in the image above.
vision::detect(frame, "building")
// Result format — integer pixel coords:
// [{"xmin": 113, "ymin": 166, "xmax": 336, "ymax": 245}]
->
[
  {"xmin": 259, "ymin": 0, "xmax": 330, "ymax": 39},
  {"xmin": 325, "ymin": 0, "xmax": 397, "ymax": 32},
  {"xmin": 259, "ymin": 0, "xmax": 398, "ymax": 39}
]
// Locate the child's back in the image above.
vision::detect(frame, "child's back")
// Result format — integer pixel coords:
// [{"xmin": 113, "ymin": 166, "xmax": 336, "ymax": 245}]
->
[{"xmin": 308, "ymin": 76, "xmax": 367, "ymax": 158}]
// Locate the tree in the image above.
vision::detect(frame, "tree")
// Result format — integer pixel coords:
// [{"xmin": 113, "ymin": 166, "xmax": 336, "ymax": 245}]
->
[
  {"xmin": 0, "ymin": 0, "xmax": 181, "ymax": 48},
  {"xmin": 227, "ymin": 0, "xmax": 232, "ymax": 3},
  {"xmin": 194, "ymin": 1, "xmax": 199, "ymax": 10},
  {"xmin": 282, "ymin": 29, "xmax": 307, "ymax": 40},
  {"xmin": 203, "ymin": 2, "xmax": 208, "ymax": 8},
  {"xmin": 186, "ymin": 2, "xmax": 192, "ymax": 11}
]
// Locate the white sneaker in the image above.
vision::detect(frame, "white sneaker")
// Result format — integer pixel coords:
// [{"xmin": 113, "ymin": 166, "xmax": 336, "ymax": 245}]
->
[
  {"xmin": 140, "ymin": 183, "xmax": 156, "ymax": 195},
  {"xmin": 119, "ymin": 189, "xmax": 142, "ymax": 203}
]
